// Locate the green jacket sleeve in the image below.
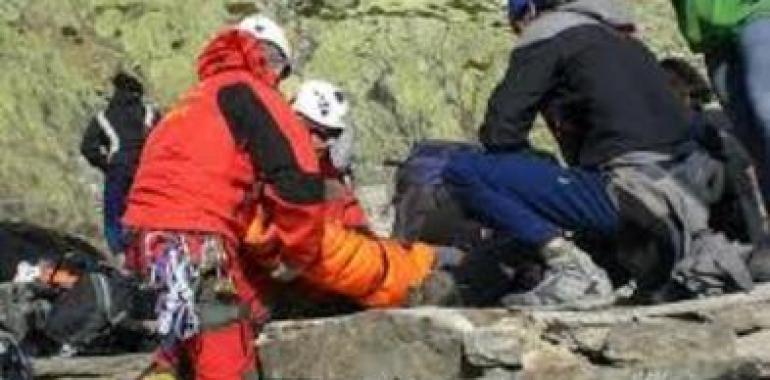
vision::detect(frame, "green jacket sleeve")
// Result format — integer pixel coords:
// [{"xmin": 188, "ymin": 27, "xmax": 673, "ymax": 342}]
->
[
  {"xmin": 672, "ymin": 0, "xmax": 770, "ymax": 53},
  {"xmin": 671, "ymin": 0, "xmax": 705, "ymax": 52}
]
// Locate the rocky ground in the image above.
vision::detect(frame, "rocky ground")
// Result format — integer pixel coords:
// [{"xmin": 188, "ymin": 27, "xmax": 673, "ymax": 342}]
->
[{"xmin": 34, "ymin": 284, "xmax": 770, "ymax": 379}]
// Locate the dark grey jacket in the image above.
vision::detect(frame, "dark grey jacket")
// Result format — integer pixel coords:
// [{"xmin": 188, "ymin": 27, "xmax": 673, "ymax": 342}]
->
[{"xmin": 481, "ymin": 0, "xmax": 691, "ymax": 167}]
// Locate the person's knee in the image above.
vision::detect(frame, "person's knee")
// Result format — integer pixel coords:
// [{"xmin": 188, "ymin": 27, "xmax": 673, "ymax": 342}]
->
[{"xmin": 443, "ymin": 152, "xmax": 483, "ymax": 186}]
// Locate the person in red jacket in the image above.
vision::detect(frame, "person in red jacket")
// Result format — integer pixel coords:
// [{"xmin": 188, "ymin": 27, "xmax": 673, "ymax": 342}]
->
[{"xmin": 122, "ymin": 15, "xmax": 325, "ymax": 380}]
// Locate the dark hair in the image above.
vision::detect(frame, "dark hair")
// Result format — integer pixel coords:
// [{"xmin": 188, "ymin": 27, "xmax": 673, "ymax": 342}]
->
[
  {"xmin": 111, "ymin": 71, "xmax": 144, "ymax": 95},
  {"xmin": 660, "ymin": 58, "xmax": 713, "ymax": 105}
]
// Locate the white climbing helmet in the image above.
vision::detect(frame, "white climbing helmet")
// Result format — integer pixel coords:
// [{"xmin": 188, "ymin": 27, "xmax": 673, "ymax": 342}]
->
[
  {"xmin": 238, "ymin": 14, "xmax": 292, "ymax": 63},
  {"xmin": 293, "ymin": 80, "xmax": 350, "ymax": 130}
]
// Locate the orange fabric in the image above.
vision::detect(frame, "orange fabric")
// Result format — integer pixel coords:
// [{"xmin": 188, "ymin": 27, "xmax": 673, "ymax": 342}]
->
[
  {"xmin": 123, "ymin": 29, "xmax": 324, "ymax": 264},
  {"xmin": 299, "ymin": 221, "xmax": 436, "ymax": 308}
]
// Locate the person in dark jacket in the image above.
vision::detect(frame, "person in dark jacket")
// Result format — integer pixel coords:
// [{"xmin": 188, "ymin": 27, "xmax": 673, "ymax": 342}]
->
[
  {"xmin": 444, "ymin": 0, "xmax": 756, "ymax": 306},
  {"xmin": 80, "ymin": 71, "xmax": 159, "ymax": 260}
]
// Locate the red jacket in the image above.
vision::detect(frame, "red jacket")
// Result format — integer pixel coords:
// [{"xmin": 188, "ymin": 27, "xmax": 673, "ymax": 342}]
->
[
  {"xmin": 320, "ymin": 158, "xmax": 368, "ymax": 229},
  {"xmin": 124, "ymin": 29, "xmax": 325, "ymax": 267}
]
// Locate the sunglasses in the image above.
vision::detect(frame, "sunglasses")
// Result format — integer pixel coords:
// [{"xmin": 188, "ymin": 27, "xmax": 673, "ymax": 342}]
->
[{"xmin": 309, "ymin": 124, "xmax": 344, "ymax": 141}]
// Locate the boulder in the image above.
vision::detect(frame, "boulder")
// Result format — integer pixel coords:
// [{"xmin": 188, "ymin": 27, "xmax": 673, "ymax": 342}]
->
[
  {"xmin": 259, "ymin": 308, "xmax": 474, "ymax": 380},
  {"xmin": 602, "ymin": 321, "xmax": 737, "ymax": 366},
  {"xmin": 259, "ymin": 295, "xmax": 770, "ymax": 380}
]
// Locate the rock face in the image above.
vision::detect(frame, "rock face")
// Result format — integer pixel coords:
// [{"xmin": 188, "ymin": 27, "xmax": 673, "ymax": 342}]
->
[
  {"xmin": 31, "ymin": 287, "xmax": 770, "ymax": 379},
  {"xmin": 258, "ymin": 288, "xmax": 770, "ymax": 380},
  {"xmin": 33, "ymin": 353, "xmax": 151, "ymax": 379},
  {"xmin": 0, "ymin": 0, "xmax": 693, "ymax": 242}
]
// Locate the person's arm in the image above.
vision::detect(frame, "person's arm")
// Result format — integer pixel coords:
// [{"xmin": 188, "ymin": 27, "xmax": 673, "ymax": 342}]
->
[
  {"xmin": 218, "ymin": 83, "xmax": 325, "ymax": 269},
  {"xmin": 80, "ymin": 117, "xmax": 109, "ymax": 171},
  {"xmin": 479, "ymin": 41, "xmax": 561, "ymax": 152}
]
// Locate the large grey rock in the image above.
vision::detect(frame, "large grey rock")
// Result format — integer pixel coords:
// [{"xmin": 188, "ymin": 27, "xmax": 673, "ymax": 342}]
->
[
  {"xmin": 33, "ymin": 353, "xmax": 151, "ymax": 379},
  {"xmin": 737, "ymin": 330, "xmax": 770, "ymax": 364},
  {"xmin": 594, "ymin": 362, "xmax": 762, "ymax": 380},
  {"xmin": 517, "ymin": 348, "xmax": 593, "ymax": 380},
  {"xmin": 602, "ymin": 321, "xmax": 738, "ymax": 366},
  {"xmin": 464, "ymin": 327, "xmax": 525, "ymax": 368},
  {"xmin": 258, "ymin": 303, "xmax": 770, "ymax": 380},
  {"xmin": 712, "ymin": 302, "xmax": 770, "ymax": 333},
  {"xmin": 259, "ymin": 308, "xmax": 475, "ymax": 380},
  {"xmin": 25, "ymin": 300, "xmax": 770, "ymax": 379}
]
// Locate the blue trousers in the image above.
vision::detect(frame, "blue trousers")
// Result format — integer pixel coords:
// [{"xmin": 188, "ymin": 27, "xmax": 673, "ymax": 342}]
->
[
  {"xmin": 707, "ymin": 17, "xmax": 770, "ymax": 202},
  {"xmin": 104, "ymin": 169, "xmax": 133, "ymax": 255},
  {"xmin": 443, "ymin": 152, "xmax": 618, "ymax": 248}
]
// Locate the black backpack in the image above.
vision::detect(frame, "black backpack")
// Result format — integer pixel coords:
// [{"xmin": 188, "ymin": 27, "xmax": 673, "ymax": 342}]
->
[
  {"xmin": 390, "ymin": 140, "xmax": 484, "ymax": 250},
  {"xmin": 43, "ymin": 268, "xmax": 156, "ymax": 352}
]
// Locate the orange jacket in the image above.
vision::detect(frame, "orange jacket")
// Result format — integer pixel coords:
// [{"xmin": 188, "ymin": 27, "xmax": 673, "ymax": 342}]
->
[
  {"xmin": 245, "ymin": 217, "xmax": 436, "ymax": 308},
  {"xmin": 303, "ymin": 221, "xmax": 436, "ymax": 307},
  {"xmin": 124, "ymin": 30, "xmax": 325, "ymax": 267}
]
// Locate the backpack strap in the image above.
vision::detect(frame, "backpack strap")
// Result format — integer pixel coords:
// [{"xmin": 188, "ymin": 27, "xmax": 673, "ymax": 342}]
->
[
  {"xmin": 96, "ymin": 111, "xmax": 120, "ymax": 162},
  {"xmin": 91, "ymin": 273, "xmax": 127, "ymax": 327}
]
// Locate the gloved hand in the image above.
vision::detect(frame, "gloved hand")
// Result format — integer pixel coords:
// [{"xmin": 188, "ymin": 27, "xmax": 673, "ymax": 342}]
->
[
  {"xmin": 404, "ymin": 246, "xmax": 466, "ymax": 307},
  {"xmin": 405, "ymin": 268, "xmax": 463, "ymax": 307}
]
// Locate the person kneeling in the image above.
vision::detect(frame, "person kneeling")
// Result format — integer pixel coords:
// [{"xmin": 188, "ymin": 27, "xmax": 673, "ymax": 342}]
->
[{"xmin": 244, "ymin": 80, "xmax": 461, "ymax": 309}]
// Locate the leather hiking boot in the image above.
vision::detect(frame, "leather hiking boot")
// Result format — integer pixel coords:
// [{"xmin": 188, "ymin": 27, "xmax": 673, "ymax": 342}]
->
[{"xmin": 502, "ymin": 237, "xmax": 614, "ymax": 308}]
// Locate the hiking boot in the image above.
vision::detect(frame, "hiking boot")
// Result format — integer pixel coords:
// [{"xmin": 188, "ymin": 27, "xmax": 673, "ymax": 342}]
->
[
  {"xmin": 502, "ymin": 238, "xmax": 614, "ymax": 307},
  {"xmin": 406, "ymin": 269, "xmax": 463, "ymax": 307}
]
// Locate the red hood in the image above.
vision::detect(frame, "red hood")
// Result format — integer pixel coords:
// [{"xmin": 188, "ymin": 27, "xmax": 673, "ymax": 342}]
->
[{"xmin": 196, "ymin": 28, "xmax": 279, "ymax": 87}]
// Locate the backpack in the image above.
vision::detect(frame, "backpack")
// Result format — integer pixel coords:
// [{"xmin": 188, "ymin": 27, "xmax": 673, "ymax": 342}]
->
[
  {"xmin": 42, "ymin": 268, "xmax": 145, "ymax": 350},
  {"xmin": 390, "ymin": 140, "xmax": 484, "ymax": 250},
  {"xmin": 0, "ymin": 330, "xmax": 33, "ymax": 380}
]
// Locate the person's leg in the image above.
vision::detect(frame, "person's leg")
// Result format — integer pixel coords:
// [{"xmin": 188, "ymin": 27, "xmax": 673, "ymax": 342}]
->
[
  {"xmin": 444, "ymin": 152, "xmax": 615, "ymax": 305},
  {"xmin": 444, "ymin": 152, "xmax": 618, "ymax": 244},
  {"xmin": 443, "ymin": 152, "xmax": 561, "ymax": 247},
  {"xmin": 103, "ymin": 169, "xmax": 132, "ymax": 257},
  {"xmin": 184, "ymin": 321, "xmax": 258, "ymax": 380},
  {"xmin": 131, "ymin": 233, "xmax": 261, "ymax": 380},
  {"xmin": 184, "ymin": 238, "xmax": 265, "ymax": 380},
  {"xmin": 739, "ymin": 17, "xmax": 770, "ymax": 201},
  {"xmin": 706, "ymin": 49, "xmax": 760, "ymax": 157},
  {"xmin": 103, "ymin": 175, "xmax": 123, "ymax": 256}
]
